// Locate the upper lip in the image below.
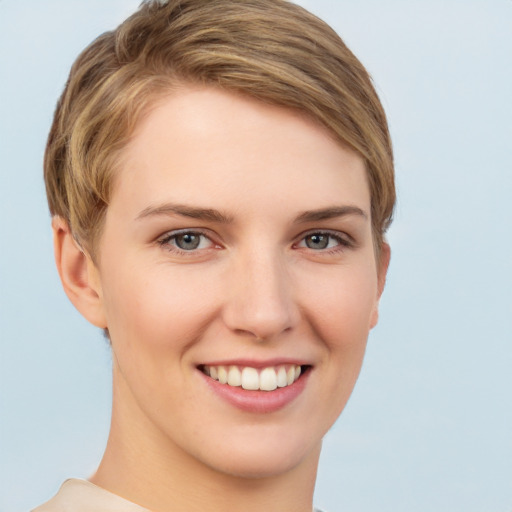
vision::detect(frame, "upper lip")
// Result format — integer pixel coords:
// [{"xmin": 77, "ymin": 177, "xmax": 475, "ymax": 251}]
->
[{"xmin": 197, "ymin": 358, "xmax": 312, "ymax": 369}]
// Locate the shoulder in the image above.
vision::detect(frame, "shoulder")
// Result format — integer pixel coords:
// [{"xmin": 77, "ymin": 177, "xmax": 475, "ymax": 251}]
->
[{"xmin": 31, "ymin": 479, "xmax": 150, "ymax": 512}]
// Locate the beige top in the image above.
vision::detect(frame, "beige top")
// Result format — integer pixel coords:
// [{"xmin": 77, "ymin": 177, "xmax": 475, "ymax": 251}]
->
[
  {"xmin": 32, "ymin": 478, "xmax": 325, "ymax": 512},
  {"xmin": 32, "ymin": 479, "xmax": 151, "ymax": 512}
]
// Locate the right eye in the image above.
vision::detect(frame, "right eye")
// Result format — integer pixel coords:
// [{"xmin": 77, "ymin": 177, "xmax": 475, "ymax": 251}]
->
[{"xmin": 158, "ymin": 230, "xmax": 216, "ymax": 253}]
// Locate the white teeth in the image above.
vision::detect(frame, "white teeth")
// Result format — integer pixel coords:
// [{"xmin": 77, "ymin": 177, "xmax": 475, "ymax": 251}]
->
[
  {"xmin": 277, "ymin": 366, "xmax": 287, "ymax": 388},
  {"xmin": 203, "ymin": 364, "xmax": 304, "ymax": 391},
  {"xmin": 286, "ymin": 366, "xmax": 295, "ymax": 385},
  {"xmin": 260, "ymin": 367, "xmax": 277, "ymax": 391},
  {"xmin": 241, "ymin": 367, "xmax": 259, "ymax": 390},
  {"xmin": 218, "ymin": 366, "xmax": 228, "ymax": 384},
  {"xmin": 227, "ymin": 365, "xmax": 241, "ymax": 386}
]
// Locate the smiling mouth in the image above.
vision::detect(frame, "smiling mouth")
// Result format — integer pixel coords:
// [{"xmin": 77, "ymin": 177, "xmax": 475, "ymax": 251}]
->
[{"xmin": 199, "ymin": 364, "xmax": 309, "ymax": 391}]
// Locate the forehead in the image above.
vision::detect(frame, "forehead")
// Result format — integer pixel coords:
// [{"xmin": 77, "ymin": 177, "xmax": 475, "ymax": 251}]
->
[{"xmin": 111, "ymin": 87, "xmax": 370, "ymax": 219}]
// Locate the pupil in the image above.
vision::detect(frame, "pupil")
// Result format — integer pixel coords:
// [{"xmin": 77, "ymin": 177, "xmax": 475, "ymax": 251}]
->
[
  {"xmin": 306, "ymin": 234, "xmax": 328, "ymax": 249},
  {"xmin": 176, "ymin": 233, "xmax": 200, "ymax": 250}
]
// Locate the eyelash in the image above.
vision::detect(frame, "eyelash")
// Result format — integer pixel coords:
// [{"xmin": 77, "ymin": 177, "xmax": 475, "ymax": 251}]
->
[
  {"xmin": 294, "ymin": 230, "xmax": 353, "ymax": 254},
  {"xmin": 157, "ymin": 229, "xmax": 216, "ymax": 255},
  {"xmin": 156, "ymin": 229, "xmax": 353, "ymax": 256}
]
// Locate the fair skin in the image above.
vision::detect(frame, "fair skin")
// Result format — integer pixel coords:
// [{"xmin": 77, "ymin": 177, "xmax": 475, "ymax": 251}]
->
[{"xmin": 53, "ymin": 87, "xmax": 389, "ymax": 512}]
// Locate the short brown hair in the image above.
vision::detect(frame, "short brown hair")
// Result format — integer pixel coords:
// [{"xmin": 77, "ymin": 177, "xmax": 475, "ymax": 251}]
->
[{"xmin": 45, "ymin": 0, "xmax": 395, "ymax": 257}]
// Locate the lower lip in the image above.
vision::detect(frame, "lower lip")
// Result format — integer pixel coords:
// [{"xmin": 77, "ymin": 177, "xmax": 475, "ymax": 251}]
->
[{"xmin": 199, "ymin": 369, "xmax": 310, "ymax": 414}]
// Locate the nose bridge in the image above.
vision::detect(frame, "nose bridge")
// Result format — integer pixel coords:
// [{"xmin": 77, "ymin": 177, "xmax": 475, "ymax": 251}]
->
[{"xmin": 223, "ymin": 243, "xmax": 298, "ymax": 340}]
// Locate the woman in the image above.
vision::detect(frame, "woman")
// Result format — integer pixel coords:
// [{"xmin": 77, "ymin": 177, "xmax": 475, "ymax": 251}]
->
[{"xmin": 35, "ymin": 0, "xmax": 394, "ymax": 510}]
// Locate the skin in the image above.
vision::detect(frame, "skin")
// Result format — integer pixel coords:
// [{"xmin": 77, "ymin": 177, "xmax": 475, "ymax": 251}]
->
[{"xmin": 53, "ymin": 87, "xmax": 389, "ymax": 512}]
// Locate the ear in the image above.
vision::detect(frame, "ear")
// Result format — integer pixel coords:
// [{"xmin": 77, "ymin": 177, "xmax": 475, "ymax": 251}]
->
[
  {"xmin": 52, "ymin": 216, "xmax": 107, "ymax": 328},
  {"xmin": 369, "ymin": 242, "xmax": 391, "ymax": 329}
]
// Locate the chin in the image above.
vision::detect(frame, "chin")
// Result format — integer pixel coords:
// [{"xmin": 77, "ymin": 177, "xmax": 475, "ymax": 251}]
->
[
  {"xmin": 193, "ymin": 426, "xmax": 323, "ymax": 480},
  {"xmin": 206, "ymin": 453, "xmax": 308, "ymax": 480}
]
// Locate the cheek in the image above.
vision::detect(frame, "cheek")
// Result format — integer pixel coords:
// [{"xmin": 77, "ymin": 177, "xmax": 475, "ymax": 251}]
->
[
  {"xmin": 101, "ymin": 262, "xmax": 221, "ymax": 355},
  {"xmin": 100, "ymin": 264, "xmax": 222, "ymax": 415},
  {"xmin": 308, "ymin": 266, "xmax": 378, "ymax": 411},
  {"xmin": 293, "ymin": 266, "xmax": 378, "ymax": 434},
  {"xmin": 301, "ymin": 263, "xmax": 379, "ymax": 349}
]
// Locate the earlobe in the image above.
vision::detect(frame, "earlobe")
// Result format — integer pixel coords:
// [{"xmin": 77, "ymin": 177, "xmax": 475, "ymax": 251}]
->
[
  {"xmin": 52, "ymin": 216, "xmax": 107, "ymax": 328},
  {"xmin": 370, "ymin": 242, "xmax": 391, "ymax": 329}
]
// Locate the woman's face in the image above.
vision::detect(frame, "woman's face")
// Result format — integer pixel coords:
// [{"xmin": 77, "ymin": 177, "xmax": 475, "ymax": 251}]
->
[{"xmin": 90, "ymin": 87, "xmax": 388, "ymax": 478}]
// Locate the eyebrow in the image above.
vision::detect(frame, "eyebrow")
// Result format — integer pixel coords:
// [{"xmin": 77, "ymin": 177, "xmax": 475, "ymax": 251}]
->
[
  {"xmin": 135, "ymin": 202, "xmax": 368, "ymax": 224},
  {"xmin": 294, "ymin": 206, "xmax": 368, "ymax": 223},
  {"xmin": 135, "ymin": 203, "xmax": 234, "ymax": 223}
]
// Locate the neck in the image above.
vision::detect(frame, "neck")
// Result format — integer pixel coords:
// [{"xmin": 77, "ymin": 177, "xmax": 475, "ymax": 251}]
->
[{"xmin": 91, "ymin": 370, "xmax": 320, "ymax": 512}]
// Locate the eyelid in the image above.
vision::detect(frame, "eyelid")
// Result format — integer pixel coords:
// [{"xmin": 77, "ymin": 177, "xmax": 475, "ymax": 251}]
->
[
  {"xmin": 155, "ymin": 227, "xmax": 354, "ymax": 254},
  {"xmin": 157, "ymin": 228, "xmax": 220, "ymax": 253},
  {"xmin": 294, "ymin": 229, "xmax": 354, "ymax": 249}
]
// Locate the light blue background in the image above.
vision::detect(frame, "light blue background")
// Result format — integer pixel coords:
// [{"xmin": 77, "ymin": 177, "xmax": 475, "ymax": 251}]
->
[{"xmin": 1, "ymin": 1, "xmax": 511, "ymax": 511}]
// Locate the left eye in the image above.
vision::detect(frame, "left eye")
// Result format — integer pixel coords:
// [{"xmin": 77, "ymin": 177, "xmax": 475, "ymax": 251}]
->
[
  {"xmin": 161, "ymin": 231, "xmax": 214, "ymax": 251},
  {"xmin": 298, "ymin": 233, "xmax": 343, "ymax": 250}
]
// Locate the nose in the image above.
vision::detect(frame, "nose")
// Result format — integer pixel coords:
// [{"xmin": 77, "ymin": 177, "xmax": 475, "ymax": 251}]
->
[{"xmin": 222, "ymin": 248, "xmax": 299, "ymax": 341}]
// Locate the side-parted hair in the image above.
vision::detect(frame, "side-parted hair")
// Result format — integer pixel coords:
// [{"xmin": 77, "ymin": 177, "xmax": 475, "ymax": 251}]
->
[{"xmin": 45, "ymin": 0, "xmax": 395, "ymax": 258}]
